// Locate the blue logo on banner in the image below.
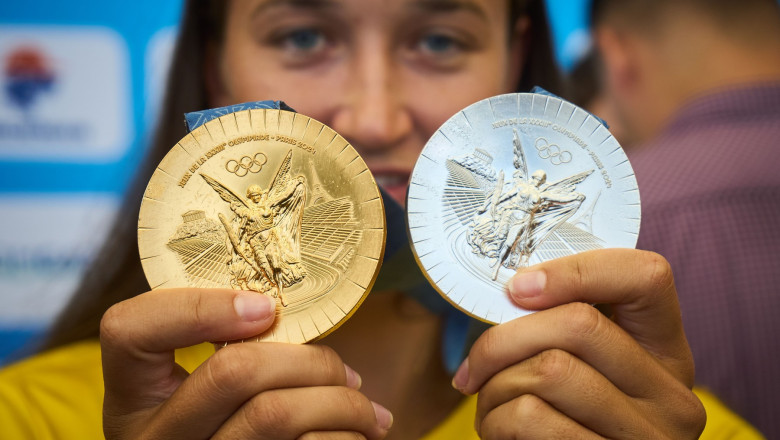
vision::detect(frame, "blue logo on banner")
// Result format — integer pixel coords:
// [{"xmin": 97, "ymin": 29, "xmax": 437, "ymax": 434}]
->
[{"xmin": 4, "ymin": 47, "xmax": 55, "ymax": 113}]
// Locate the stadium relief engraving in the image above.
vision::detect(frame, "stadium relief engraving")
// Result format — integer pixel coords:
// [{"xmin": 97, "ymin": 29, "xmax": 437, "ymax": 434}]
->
[
  {"xmin": 166, "ymin": 150, "xmax": 362, "ymax": 309},
  {"xmin": 442, "ymin": 129, "xmax": 603, "ymax": 280}
]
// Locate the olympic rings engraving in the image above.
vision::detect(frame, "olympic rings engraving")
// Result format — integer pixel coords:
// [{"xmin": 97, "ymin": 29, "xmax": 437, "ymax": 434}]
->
[
  {"xmin": 535, "ymin": 137, "xmax": 572, "ymax": 165},
  {"xmin": 225, "ymin": 153, "xmax": 268, "ymax": 177}
]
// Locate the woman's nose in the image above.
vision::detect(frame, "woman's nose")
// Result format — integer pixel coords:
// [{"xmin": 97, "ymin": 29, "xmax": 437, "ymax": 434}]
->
[{"xmin": 329, "ymin": 46, "xmax": 413, "ymax": 153}]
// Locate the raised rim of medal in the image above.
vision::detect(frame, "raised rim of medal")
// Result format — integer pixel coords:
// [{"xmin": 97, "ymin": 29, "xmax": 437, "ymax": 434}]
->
[{"xmin": 138, "ymin": 109, "xmax": 386, "ymax": 343}]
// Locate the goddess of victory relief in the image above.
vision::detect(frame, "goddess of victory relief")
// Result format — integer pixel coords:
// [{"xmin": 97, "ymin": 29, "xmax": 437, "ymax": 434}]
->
[
  {"xmin": 466, "ymin": 129, "xmax": 593, "ymax": 279},
  {"xmin": 201, "ymin": 150, "xmax": 306, "ymax": 306}
]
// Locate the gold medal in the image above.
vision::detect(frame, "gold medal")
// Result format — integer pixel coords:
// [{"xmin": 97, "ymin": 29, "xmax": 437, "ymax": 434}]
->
[{"xmin": 138, "ymin": 108, "xmax": 385, "ymax": 343}]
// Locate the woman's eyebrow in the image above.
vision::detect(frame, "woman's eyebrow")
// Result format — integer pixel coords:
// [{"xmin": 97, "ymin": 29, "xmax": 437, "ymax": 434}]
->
[
  {"xmin": 407, "ymin": 0, "xmax": 489, "ymax": 20},
  {"xmin": 251, "ymin": 0, "xmax": 340, "ymax": 18}
]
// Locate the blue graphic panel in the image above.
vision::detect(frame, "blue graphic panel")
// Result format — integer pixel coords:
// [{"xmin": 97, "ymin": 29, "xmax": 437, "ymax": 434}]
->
[{"xmin": 0, "ymin": 0, "xmax": 184, "ymax": 365}]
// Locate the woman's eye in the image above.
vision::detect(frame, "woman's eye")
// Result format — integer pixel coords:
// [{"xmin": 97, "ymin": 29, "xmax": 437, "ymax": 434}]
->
[
  {"xmin": 266, "ymin": 26, "xmax": 335, "ymax": 66},
  {"xmin": 405, "ymin": 29, "xmax": 473, "ymax": 69},
  {"xmin": 418, "ymin": 33, "xmax": 462, "ymax": 56},
  {"xmin": 278, "ymin": 28, "xmax": 326, "ymax": 53}
]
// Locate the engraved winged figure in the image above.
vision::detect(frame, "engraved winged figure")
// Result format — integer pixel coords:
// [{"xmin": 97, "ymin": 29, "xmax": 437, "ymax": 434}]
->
[
  {"xmin": 201, "ymin": 150, "xmax": 307, "ymax": 306},
  {"xmin": 466, "ymin": 129, "xmax": 594, "ymax": 279}
]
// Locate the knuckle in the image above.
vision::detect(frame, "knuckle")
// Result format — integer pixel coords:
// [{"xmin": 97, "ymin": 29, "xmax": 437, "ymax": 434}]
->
[
  {"xmin": 186, "ymin": 292, "xmax": 211, "ymax": 335},
  {"xmin": 311, "ymin": 345, "xmax": 345, "ymax": 382},
  {"xmin": 561, "ymin": 302, "xmax": 604, "ymax": 340},
  {"xmin": 99, "ymin": 301, "xmax": 131, "ymax": 345},
  {"xmin": 511, "ymin": 394, "xmax": 546, "ymax": 423},
  {"xmin": 203, "ymin": 346, "xmax": 254, "ymax": 395},
  {"xmin": 245, "ymin": 391, "xmax": 293, "ymax": 436},
  {"xmin": 479, "ymin": 412, "xmax": 513, "ymax": 440},
  {"xmin": 639, "ymin": 251, "xmax": 675, "ymax": 290},
  {"xmin": 646, "ymin": 380, "xmax": 707, "ymax": 438},
  {"xmin": 337, "ymin": 388, "xmax": 371, "ymax": 418},
  {"xmin": 674, "ymin": 388, "xmax": 708, "ymax": 437},
  {"xmin": 572, "ymin": 255, "xmax": 588, "ymax": 293},
  {"xmin": 473, "ymin": 326, "xmax": 503, "ymax": 362},
  {"xmin": 687, "ymin": 397, "xmax": 708, "ymax": 436},
  {"xmin": 532, "ymin": 349, "xmax": 575, "ymax": 384}
]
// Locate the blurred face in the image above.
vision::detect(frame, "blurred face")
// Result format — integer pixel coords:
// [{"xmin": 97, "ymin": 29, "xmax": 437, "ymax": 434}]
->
[{"xmin": 212, "ymin": 0, "xmax": 524, "ymax": 203}]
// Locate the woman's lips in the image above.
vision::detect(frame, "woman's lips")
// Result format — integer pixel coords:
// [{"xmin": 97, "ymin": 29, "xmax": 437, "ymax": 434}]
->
[{"xmin": 373, "ymin": 172, "xmax": 410, "ymax": 206}]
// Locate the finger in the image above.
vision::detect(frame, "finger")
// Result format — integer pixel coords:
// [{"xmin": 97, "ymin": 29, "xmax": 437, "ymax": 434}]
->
[
  {"xmin": 456, "ymin": 302, "xmax": 674, "ymax": 397},
  {"xmin": 101, "ymin": 288, "xmax": 277, "ymax": 411},
  {"xmin": 212, "ymin": 387, "xmax": 392, "ymax": 440},
  {"xmin": 146, "ymin": 343, "xmax": 361, "ymax": 438},
  {"xmin": 476, "ymin": 349, "xmax": 656, "ymax": 438},
  {"xmin": 506, "ymin": 249, "xmax": 693, "ymax": 384},
  {"xmin": 298, "ymin": 432, "xmax": 367, "ymax": 440},
  {"xmin": 479, "ymin": 394, "xmax": 603, "ymax": 440}
]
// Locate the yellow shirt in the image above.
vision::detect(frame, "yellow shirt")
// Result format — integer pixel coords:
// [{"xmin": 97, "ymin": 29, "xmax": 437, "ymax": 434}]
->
[
  {"xmin": 0, "ymin": 340, "xmax": 765, "ymax": 439},
  {"xmin": 0, "ymin": 340, "xmax": 211, "ymax": 439}
]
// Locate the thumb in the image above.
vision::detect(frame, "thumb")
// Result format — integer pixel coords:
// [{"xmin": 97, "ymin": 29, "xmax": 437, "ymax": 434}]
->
[{"xmin": 101, "ymin": 288, "xmax": 278, "ymax": 412}]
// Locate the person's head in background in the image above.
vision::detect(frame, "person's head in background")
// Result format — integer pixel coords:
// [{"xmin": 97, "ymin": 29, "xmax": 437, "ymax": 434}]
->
[
  {"xmin": 43, "ymin": 0, "xmax": 562, "ymax": 351},
  {"xmin": 590, "ymin": 0, "xmax": 780, "ymax": 146},
  {"xmin": 565, "ymin": 48, "xmax": 631, "ymax": 149}
]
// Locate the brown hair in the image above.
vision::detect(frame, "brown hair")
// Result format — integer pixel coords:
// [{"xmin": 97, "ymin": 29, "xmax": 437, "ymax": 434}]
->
[{"xmin": 42, "ymin": 0, "xmax": 563, "ymax": 351}]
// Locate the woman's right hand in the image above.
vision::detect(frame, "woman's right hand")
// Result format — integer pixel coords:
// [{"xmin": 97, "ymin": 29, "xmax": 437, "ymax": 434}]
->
[{"xmin": 100, "ymin": 288, "xmax": 392, "ymax": 439}]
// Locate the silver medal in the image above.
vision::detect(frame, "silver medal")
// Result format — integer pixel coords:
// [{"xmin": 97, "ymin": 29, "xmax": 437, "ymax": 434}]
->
[{"xmin": 407, "ymin": 93, "xmax": 640, "ymax": 324}]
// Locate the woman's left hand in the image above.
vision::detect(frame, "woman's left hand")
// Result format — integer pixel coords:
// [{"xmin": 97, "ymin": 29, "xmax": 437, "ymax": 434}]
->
[{"xmin": 452, "ymin": 249, "xmax": 706, "ymax": 439}]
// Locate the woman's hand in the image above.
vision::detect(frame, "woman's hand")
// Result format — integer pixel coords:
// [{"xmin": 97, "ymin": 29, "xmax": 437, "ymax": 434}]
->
[
  {"xmin": 453, "ymin": 249, "xmax": 706, "ymax": 439},
  {"xmin": 100, "ymin": 288, "xmax": 392, "ymax": 439}
]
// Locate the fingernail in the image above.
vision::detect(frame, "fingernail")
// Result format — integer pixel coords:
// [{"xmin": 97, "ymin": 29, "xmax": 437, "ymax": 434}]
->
[
  {"xmin": 452, "ymin": 358, "xmax": 469, "ymax": 392},
  {"xmin": 372, "ymin": 401, "xmax": 393, "ymax": 430},
  {"xmin": 344, "ymin": 364, "xmax": 362, "ymax": 389},
  {"xmin": 508, "ymin": 270, "xmax": 546, "ymax": 300},
  {"xmin": 234, "ymin": 293, "xmax": 275, "ymax": 322}
]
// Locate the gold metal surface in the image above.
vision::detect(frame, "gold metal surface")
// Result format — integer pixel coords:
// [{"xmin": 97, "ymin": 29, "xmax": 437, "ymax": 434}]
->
[{"xmin": 138, "ymin": 109, "xmax": 386, "ymax": 343}]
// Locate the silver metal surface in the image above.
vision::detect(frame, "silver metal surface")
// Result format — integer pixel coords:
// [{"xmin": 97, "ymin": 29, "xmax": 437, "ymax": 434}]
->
[{"xmin": 407, "ymin": 93, "xmax": 640, "ymax": 324}]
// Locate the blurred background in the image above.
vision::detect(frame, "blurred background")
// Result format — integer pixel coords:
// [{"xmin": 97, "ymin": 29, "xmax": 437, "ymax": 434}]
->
[{"xmin": 0, "ymin": 0, "xmax": 590, "ymax": 364}]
